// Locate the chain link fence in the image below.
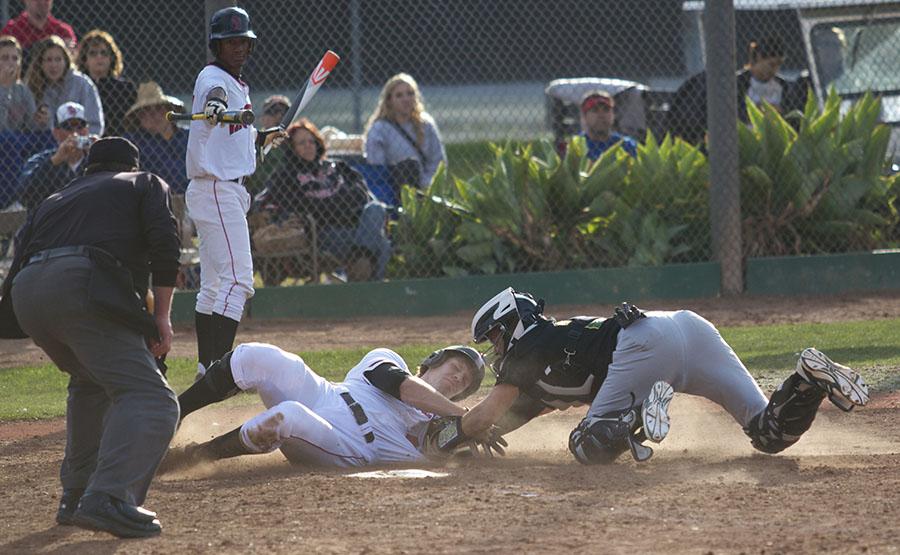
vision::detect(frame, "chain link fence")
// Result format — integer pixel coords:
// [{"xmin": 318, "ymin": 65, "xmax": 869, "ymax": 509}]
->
[{"xmin": 0, "ymin": 0, "xmax": 897, "ymax": 290}]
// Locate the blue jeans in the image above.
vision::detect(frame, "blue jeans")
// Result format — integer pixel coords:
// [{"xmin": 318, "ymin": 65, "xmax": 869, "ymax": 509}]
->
[{"xmin": 318, "ymin": 201, "xmax": 392, "ymax": 280}]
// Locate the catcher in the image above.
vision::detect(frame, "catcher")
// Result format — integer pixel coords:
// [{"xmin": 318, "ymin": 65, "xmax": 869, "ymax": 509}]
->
[
  {"xmin": 161, "ymin": 342, "xmax": 505, "ymax": 471},
  {"xmin": 429, "ymin": 288, "xmax": 869, "ymax": 464}
]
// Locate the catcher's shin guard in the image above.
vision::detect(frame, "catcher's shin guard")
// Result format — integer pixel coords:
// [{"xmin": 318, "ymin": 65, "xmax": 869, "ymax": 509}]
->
[
  {"xmin": 569, "ymin": 408, "xmax": 653, "ymax": 464},
  {"xmin": 744, "ymin": 372, "xmax": 826, "ymax": 454},
  {"xmin": 177, "ymin": 350, "xmax": 240, "ymax": 420}
]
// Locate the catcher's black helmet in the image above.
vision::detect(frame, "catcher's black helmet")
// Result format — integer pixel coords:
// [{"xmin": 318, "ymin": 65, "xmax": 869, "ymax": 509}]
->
[
  {"xmin": 209, "ymin": 7, "xmax": 257, "ymax": 52},
  {"xmin": 471, "ymin": 287, "xmax": 545, "ymax": 359}
]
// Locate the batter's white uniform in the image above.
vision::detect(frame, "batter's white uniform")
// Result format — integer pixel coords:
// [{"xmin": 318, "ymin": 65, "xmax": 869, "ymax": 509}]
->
[
  {"xmin": 185, "ymin": 64, "xmax": 257, "ymax": 321},
  {"xmin": 229, "ymin": 342, "xmax": 436, "ymax": 467}
]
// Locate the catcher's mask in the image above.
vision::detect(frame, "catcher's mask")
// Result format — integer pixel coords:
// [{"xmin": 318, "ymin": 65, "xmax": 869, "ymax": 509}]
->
[
  {"xmin": 471, "ymin": 287, "xmax": 545, "ymax": 369},
  {"xmin": 418, "ymin": 345, "xmax": 486, "ymax": 401}
]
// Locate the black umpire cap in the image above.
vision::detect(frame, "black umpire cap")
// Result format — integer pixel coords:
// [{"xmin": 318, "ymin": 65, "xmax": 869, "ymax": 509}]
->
[{"xmin": 84, "ymin": 137, "xmax": 141, "ymax": 175}]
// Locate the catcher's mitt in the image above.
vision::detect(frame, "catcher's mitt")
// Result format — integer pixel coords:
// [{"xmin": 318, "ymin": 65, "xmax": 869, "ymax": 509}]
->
[{"xmin": 424, "ymin": 416, "xmax": 508, "ymax": 459}]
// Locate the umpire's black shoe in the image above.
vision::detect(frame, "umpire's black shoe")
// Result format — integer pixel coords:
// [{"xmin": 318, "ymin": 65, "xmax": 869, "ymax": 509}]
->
[
  {"xmin": 71, "ymin": 492, "xmax": 162, "ymax": 538},
  {"xmin": 56, "ymin": 488, "xmax": 85, "ymax": 525}
]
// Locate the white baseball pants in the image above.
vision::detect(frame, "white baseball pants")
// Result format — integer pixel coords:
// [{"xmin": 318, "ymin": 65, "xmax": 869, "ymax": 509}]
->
[
  {"xmin": 229, "ymin": 343, "xmax": 375, "ymax": 468},
  {"xmin": 186, "ymin": 178, "xmax": 255, "ymax": 321}
]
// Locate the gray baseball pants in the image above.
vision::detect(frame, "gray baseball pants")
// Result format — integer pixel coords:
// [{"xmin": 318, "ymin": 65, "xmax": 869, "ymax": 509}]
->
[
  {"xmin": 587, "ymin": 310, "xmax": 769, "ymax": 428},
  {"xmin": 12, "ymin": 255, "xmax": 179, "ymax": 506}
]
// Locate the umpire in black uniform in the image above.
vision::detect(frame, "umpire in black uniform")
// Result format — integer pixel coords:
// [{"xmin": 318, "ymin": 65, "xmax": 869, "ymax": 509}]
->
[{"xmin": 0, "ymin": 137, "xmax": 181, "ymax": 538}]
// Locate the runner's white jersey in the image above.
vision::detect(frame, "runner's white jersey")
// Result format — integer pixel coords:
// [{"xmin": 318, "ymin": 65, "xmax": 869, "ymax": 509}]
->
[
  {"xmin": 186, "ymin": 64, "xmax": 257, "ymax": 181},
  {"xmin": 342, "ymin": 348, "xmax": 434, "ymax": 459}
]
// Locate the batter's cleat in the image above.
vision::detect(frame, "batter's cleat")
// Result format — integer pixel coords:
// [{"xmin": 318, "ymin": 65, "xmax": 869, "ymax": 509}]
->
[
  {"xmin": 796, "ymin": 348, "xmax": 869, "ymax": 412},
  {"xmin": 642, "ymin": 381, "xmax": 674, "ymax": 443}
]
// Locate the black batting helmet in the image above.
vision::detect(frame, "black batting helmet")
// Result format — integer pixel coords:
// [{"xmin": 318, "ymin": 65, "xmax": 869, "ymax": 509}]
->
[
  {"xmin": 418, "ymin": 346, "xmax": 486, "ymax": 401},
  {"xmin": 208, "ymin": 7, "xmax": 257, "ymax": 53}
]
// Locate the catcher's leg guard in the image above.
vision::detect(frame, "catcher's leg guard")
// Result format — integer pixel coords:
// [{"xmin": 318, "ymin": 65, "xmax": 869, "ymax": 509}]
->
[
  {"xmin": 744, "ymin": 372, "xmax": 826, "ymax": 454},
  {"xmin": 569, "ymin": 407, "xmax": 653, "ymax": 464},
  {"xmin": 796, "ymin": 348, "xmax": 869, "ymax": 411},
  {"xmin": 177, "ymin": 351, "xmax": 240, "ymax": 420}
]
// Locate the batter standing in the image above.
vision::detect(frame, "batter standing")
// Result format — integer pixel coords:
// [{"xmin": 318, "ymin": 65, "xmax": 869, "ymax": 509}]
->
[
  {"xmin": 186, "ymin": 6, "xmax": 260, "ymax": 377},
  {"xmin": 161, "ymin": 343, "xmax": 487, "ymax": 469}
]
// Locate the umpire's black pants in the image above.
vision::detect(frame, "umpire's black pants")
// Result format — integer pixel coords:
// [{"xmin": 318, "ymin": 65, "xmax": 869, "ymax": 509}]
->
[{"xmin": 12, "ymin": 255, "xmax": 179, "ymax": 507}]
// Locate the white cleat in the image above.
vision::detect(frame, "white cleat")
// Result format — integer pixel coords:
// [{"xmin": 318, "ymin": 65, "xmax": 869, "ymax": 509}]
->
[
  {"xmin": 642, "ymin": 381, "xmax": 674, "ymax": 443},
  {"xmin": 797, "ymin": 348, "xmax": 869, "ymax": 411}
]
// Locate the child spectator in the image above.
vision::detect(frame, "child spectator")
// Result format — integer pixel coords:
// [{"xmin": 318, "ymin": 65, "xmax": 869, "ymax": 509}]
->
[
  {"xmin": 365, "ymin": 73, "xmax": 446, "ymax": 190},
  {"xmin": 25, "ymin": 35, "xmax": 103, "ymax": 135},
  {"xmin": 76, "ymin": 30, "xmax": 136, "ymax": 137},
  {"xmin": 122, "ymin": 81, "xmax": 189, "ymax": 194},
  {"xmin": 0, "ymin": 35, "xmax": 37, "ymax": 131}
]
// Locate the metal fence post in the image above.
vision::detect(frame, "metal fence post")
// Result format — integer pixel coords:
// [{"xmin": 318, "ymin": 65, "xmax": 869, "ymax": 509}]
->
[
  {"xmin": 351, "ymin": 0, "xmax": 363, "ymax": 134},
  {"xmin": 704, "ymin": 0, "xmax": 744, "ymax": 295}
]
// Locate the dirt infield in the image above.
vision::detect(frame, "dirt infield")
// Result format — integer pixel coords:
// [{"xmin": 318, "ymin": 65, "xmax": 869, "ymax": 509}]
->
[{"xmin": 2, "ymin": 292, "xmax": 900, "ymax": 553}]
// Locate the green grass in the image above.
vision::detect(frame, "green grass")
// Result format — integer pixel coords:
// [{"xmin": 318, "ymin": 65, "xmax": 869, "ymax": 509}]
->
[{"xmin": 2, "ymin": 318, "xmax": 898, "ymax": 422}]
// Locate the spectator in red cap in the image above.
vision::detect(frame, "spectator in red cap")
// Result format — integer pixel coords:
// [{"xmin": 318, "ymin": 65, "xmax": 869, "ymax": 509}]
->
[
  {"xmin": 579, "ymin": 90, "xmax": 637, "ymax": 162},
  {"xmin": 1, "ymin": 0, "xmax": 77, "ymax": 53}
]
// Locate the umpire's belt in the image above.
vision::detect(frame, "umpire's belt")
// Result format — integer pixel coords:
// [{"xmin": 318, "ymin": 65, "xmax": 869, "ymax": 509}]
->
[
  {"xmin": 26, "ymin": 245, "xmax": 94, "ymax": 267},
  {"xmin": 340, "ymin": 392, "xmax": 375, "ymax": 444}
]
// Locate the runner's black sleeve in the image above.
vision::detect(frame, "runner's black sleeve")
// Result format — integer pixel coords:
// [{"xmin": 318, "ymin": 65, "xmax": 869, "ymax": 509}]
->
[{"xmin": 363, "ymin": 363, "xmax": 411, "ymax": 399}]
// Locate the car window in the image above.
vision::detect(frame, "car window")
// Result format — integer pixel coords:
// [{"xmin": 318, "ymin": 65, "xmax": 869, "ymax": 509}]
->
[{"xmin": 812, "ymin": 18, "xmax": 900, "ymax": 95}]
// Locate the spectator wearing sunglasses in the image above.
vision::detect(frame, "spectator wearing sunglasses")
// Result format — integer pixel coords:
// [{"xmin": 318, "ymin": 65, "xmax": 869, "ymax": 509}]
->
[
  {"xmin": 76, "ymin": 30, "xmax": 136, "ymax": 137},
  {"xmin": 18, "ymin": 101, "xmax": 95, "ymax": 212},
  {"xmin": 245, "ymin": 94, "xmax": 291, "ymax": 195}
]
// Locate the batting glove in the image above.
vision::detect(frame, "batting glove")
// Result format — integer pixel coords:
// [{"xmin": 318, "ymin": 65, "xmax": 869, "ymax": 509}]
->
[{"xmin": 204, "ymin": 98, "xmax": 227, "ymax": 126}]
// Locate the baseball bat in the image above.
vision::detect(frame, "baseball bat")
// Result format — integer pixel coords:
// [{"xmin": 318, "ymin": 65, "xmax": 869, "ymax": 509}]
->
[
  {"xmin": 165, "ymin": 110, "xmax": 255, "ymax": 125},
  {"xmin": 279, "ymin": 50, "xmax": 341, "ymax": 128}
]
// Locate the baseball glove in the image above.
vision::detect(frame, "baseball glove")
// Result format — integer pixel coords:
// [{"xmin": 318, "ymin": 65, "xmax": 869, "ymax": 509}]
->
[{"xmin": 424, "ymin": 416, "xmax": 508, "ymax": 459}]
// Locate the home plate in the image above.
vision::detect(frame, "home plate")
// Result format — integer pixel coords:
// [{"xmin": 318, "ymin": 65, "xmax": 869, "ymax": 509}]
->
[{"xmin": 347, "ymin": 469, "xmax": 449, "ymax": 479}]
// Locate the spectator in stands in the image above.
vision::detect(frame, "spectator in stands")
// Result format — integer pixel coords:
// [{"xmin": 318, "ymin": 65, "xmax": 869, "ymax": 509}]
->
[
  {"xmin": 670, "ymin": 36, "xmax": 806, "ymax": 146},
  {"xmin": 578, "ymin": 90, "xmax": 637, "ymax": 161},
  {"xmin": 0, "ymin": 35, "xmax": 37, "ymax": 131},
  {"xmin": 122, "ymin": 81, "xmax": 188, "ymax": 194},
  {"xmin": 25, "ymin": 35, "xmax": 104, "ymax": 135},
  {"xmin": 0, "ymin": 0, "xmax": 76, "ymax": 52},
  {"xmin": 17, "ymin": 101, "xmax": 93, "ymax": 211},
  {"xmin": 76, "ymin": 30, "xmax": 136, "ymax": 137},
  {"xmin": 244, "ymin": 94, "xmax": 291, "ymax": 196},
  {"xmin": 365, "ymin": 73, "xmax": 446, "ymax": 190},
  {"xmin": 265, "ymin": 118, "xmax": 391, "ymax": 281}
]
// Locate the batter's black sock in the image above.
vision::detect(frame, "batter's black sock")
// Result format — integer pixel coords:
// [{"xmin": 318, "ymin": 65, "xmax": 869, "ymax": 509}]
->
[
  {"xmin": 207, "ymin": 426, "xmax": 252, "ymax": 459},
  {"xmin": 177, "ymin": 352, "xmax": 239, "ymax": 420},
  {"xmin": 210, "ymin": 312, "xmax": 240, "ymax": 363},
  {"xmin": 195, "ymin": 311, "xmax": 215, "ymax": 369}
]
